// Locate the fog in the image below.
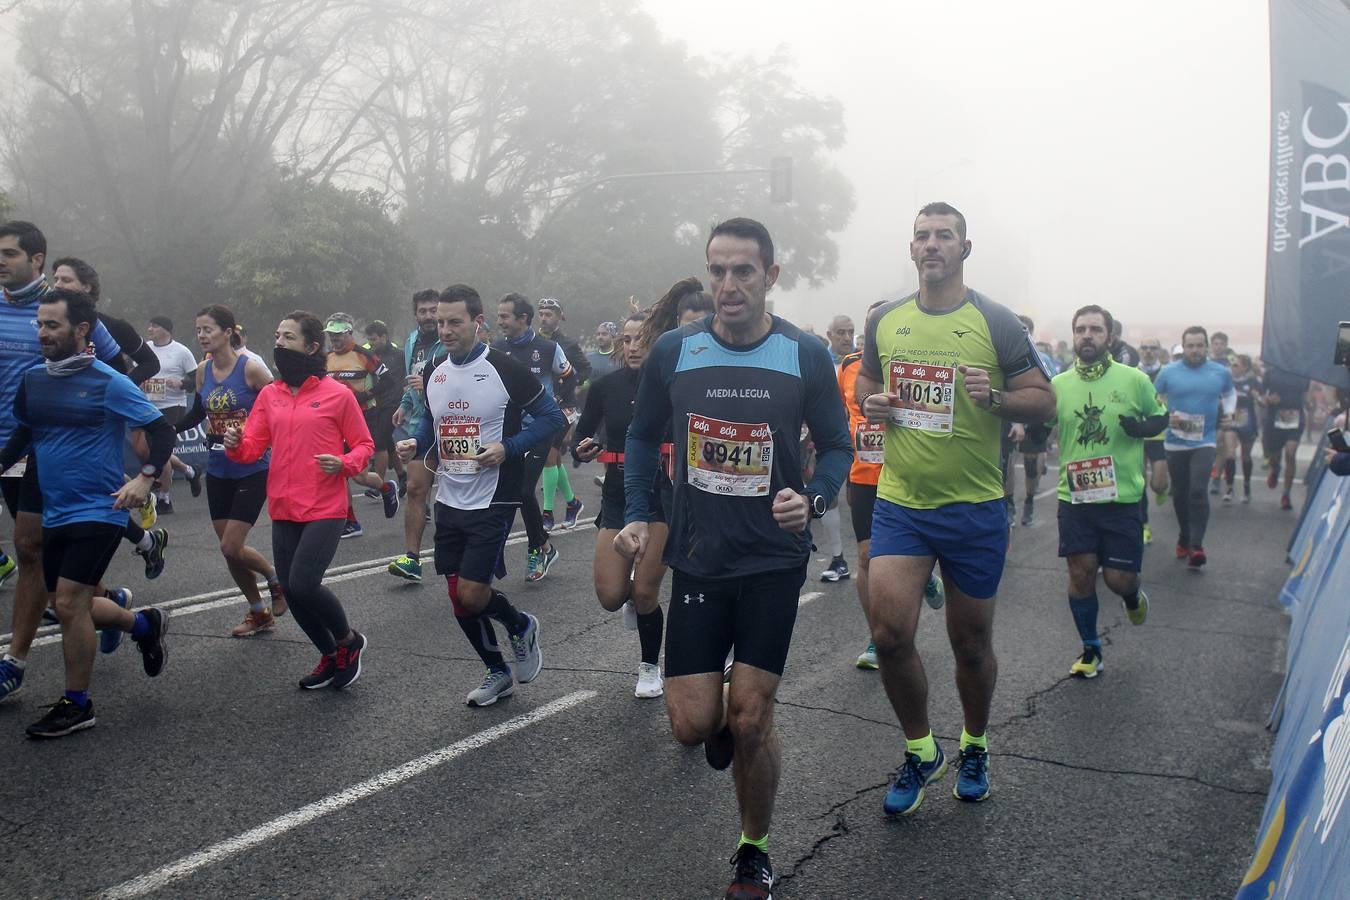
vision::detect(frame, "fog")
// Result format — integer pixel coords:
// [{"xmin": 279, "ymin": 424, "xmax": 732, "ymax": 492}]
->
[{"xmin": 643, "ymin": 0, "xmax": 1272, "ymax": 350}]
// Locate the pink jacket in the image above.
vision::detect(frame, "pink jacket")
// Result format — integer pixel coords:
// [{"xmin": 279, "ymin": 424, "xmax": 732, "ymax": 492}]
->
[{"xmin": 226, "ymin": 375, "xmax": 374, "ymax": 522}]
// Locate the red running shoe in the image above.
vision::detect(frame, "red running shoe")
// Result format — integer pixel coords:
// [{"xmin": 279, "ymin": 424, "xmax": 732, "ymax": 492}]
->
[
  {"xmin": 1175, "ymin": 542, "xmax": 1189, "ymax": 560},
  {"xmin": 1188, "ymin": 547, "xmax": 1207, "ymax": 569}
]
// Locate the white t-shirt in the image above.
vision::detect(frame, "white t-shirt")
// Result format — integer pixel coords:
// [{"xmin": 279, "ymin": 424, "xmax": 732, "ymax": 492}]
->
[
  {"xmin": 145, "ymin": 340, "xmax": 198, "ymax": 409},
  {"xmin": 240, "ymin": 347, "xmax": 268, "ymax": 370}
]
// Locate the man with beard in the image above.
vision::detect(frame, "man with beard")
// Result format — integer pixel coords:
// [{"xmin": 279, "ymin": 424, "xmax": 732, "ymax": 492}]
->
[
  {"xmin": 534, "ymin": 297, "xmax": 590, "ymax": 530},
  {"xmin": 389, "ymin": 290, "xmax": 446, "ymax": 580},
  {"xmin": 0, "ymin": 289, "xmax": 171, "ymax": 736},
  {"xmin": 1050, "ymin": 305, "xmax": 1166, "ymax": 678}
]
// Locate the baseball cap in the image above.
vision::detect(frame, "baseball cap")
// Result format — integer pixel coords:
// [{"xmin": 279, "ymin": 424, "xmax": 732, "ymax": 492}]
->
[{"xmin": 324, "ymin": 312, "xmax": 355, "ymax": 334}]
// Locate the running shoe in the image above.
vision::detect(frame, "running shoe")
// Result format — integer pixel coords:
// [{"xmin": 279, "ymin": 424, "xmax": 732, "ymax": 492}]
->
[
  {"xmin": 508, "ymin": 613, "xmax": 542, "ymax": 683},
  {"xmin": 466, "ymin": 667, "xmax": 514, "ymax": 707},
  {"xmin": 0, "ymin": 554, "xmax": 15, "ymax": 589},
  {"xmin": 855, "ymin": 641, "xmax": 879, "ymax": 670},
  {"xmin": 0, "ymin": 658, "xmax": 24, "ymax": 703},
  {"xmin": 1209, "ymin": 477, "xmax": 1221, "ymax": 495},
  {"xmin": 725, "ymin": 844, "xmax": 773, "ymax": 900},
  {"xmin": 723, "ymin": 649, "xmax": 734, "ymax": 684},
  {"xmin": 953, "ymin": 744, "xmax": 991, "ymax": 802},
  {"xmin": 524, "ymin": 545, "xmax": 558, "ymax": 583},
  {"xmin": 1223, "ymin": 488, "xmax": 1233, "ymax": 503},
  {"xmin": 883, "ymin": 745, "xmax": 948, "ymax": 816},
  {"xmin": 388, "ymin": 555, "xmax": 423, "ymax": 582},
  {"xmin": 1006, "ymin": 499, "xmax": 1017, "ymax": 528},
  {"xmin": 100, "ymin": 588, "xmax": 133, "ymax": 654},
  {"xmin": 621, "ymin": 599, "xmax": 638, "ymax": 631},
  {"xmin": 1280, "ymin": 493, "xmax": 1292, "ymax": 511},
  {"xmin": 42, "ymin": 605, "xmax": 59, "ymax": 625},
  {"xmin": 1154, "ymin": 489, "xmax": 1168, "ymax": 506},
  {"xmin": 820, "ymin": 556, "xmax": 850, "ymax": 582},
  {"xmin": 593, "ymin": 474, "xmax": 605, "ymax": 488},
  {"xmin": 25, "ymin": 697, "xmax": 95, "ymax": 739},
  {"xmin": 1243, "ymin": 485, "xmax": 1251, "ymax": 504},
  {"xmin": 136, "ymin": 528, "xmax": 168, "ymax": 580},
  {"xmin": 381, "ymin": 480, "xmax": 399, "ymax": 518},
  {"xmin": 635, "ymin": 662, "xmax": 664, "ymax": 698},
  {"xmin": 924, "ymin": 572, "xmax": 945, "ymax": 610},
  {"xmin": 541, "ymin": 510, "xmax": 554, "ymax": 532},
  {"xmin": 1188, "ymin": 547, "xmax": 1207, "ymax": 569},
  {"xmin": 1021, "ymin": 496, "xmax": 1035, "ymax": 526},
  {"xmin": 1123, "ymin": 588, "xmax": 1148, "ymax": 626},
  {"xmin": 705, "ymin": 723, "xmax": 735, "ymax": 771},
  {"xmin": 1267, "ymin": 468, "xmax": 1279, "ymax": 490},
  {"xmin": 299, "ymin": 654, "xmax": 337, "ymax": 690},
  {"xmin": 269, "ymin": 580, "xmax": 288, "ymax": 617},
  {"xmin": 186, "ymin": 465, "xmax": 203, "ymax": 498},
  {"xmin": 1070, "ymin": 646, "xmax": 1103, "ymax": 678},
  {"xmin": 1175, "ymin": 542, "xmax": 1189, "ymax": 560},
  {"xmin": 340, "ymin": 520, "xmax": 363, "ymax": 539},
  {"xmin": 332, "ymin": 632, "xmax": 365, "ymax": 689},
  {"xmin": 156, "ymin": 496, "xmax": 174, "ymax": 515},
  {"xmin": 231, "ymin": 608, "xmax": 275, "ymax": 638},
  {"xmin": 562, "ymin": 497, "xmax": 584, "ymax": 529},
  {"xmin": 1142, "ymin": 523, "xmax": 1153, "ymax": 546},
  {"xmin": 132, "ymin": 608, "xmax": 169, "ymax": 677},
  {"xmin": 363, "ymin": 487, "xmax": 382, "ymax": 501},
  {"xmin": 397, "ymin": 471, "xmax": 408, "ymax": 498},
  {"xmin": 138, "ymin": 493, "xmax": 157, "ymax": 530}
]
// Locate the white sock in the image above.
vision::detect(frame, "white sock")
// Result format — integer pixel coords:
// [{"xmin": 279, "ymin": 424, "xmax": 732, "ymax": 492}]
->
[
  {"xmin": 184, "ymin": 465, "xmax": 195, "ymax": 479},
  {"xmin": 135, "ymin": 532, "xmax": 154, "ymax": 553},
  {"xmin": 821, "ymin": 506, "xmax": 843, "ymax": 558}
]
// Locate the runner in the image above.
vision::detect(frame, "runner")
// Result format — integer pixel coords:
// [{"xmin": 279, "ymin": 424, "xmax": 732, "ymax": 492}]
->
[
  {"xmin": 616, "ymin": 218, "xmax": 852, "ymax": 898},
  {"xmin": 1153, "ymin": 326, "xmax": 1236, "ymax": 568},
  {"xmin": 234, "ymin": 323, "xmax": 268, "ymax": 368},
  {"xmin": 1012, "ymin": 316, "xmax": 1054, "ymax": 527},
  {"xmin": 0, "ymin": 221, "xmax": 130, "ymax": 705},
  {"xmin": 1052, "ymin": 305, "xmax": 1167, "ymax": 678},
  {"xmin": 587, "ymin": 321, "xmax": 621, "ymax": 379},
  {"xmin": 818, "ymin": 315, "xmax": 855, "ymax": 582},
  {"xmin": 396, "ymin": 284, "xmax": 559, "ymax": 706},
  {"xmin": 493, "ymin": 294, "xmax": 575, "ymax": 581},
  {"xmin": 143, "ymin": 316, "xmax": 203, "ymax": 512},
  {"xmin": 534, "ymin": 297, "xmax": 590, "ymax": 532},
  {"xmin": 363, "ymin": 320, "xmax": 407, "ymax": 497},
  {"xmin": 1221, "ymin": 354, "xmax": 1262, "ymax": 504},
  {"xmin": 1108, "ymin": 319, "xmax": 1140, "ymax": 367},
  {"xmin": 856, "ymin": 202, "xmax": 1055, "ymax": 815},
  {"xmin": 574, "ymin": 312, "xmax": 671, "ymax": 699},
  {"xmin": 838, "ymin": 344, "xmax": 944, "ymax": 671},
  {"xmin": 1210, "ymin": 331, "xmax": 1234, "ymax": 364},
  {"xmin": 388, "ymin": 289, "xmax": 447, "ymax": 581},
  {"xmin": 224, "ymin": 311, "xmax": 369, "ymax": 690},
  {"xmin": 323, "ymin": 311, "xmax": 399, "ymax": 537},
  {"xmin": 676, "ymin": 289, "xmax": 715, "ymax": 326},
  {"xmin": 0, "ymin": 288, "xmax": 171, "ymax": 736},
  {"xmin": 1137, "ymin": 337, "xmax": 1171, "ymax": 543},
  {"xmin": 175, "ymin": 304, "xmax": 287, "ymax": 636},
  {"xmin": 1261, "ymin": 363, "xmax": 1310, "ymax": 510}
]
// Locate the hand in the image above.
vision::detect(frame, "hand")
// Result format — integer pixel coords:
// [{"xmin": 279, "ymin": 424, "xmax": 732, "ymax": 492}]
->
[
  {"xmin": 771, "ymin": 488, "xmax": 809, "ymax": 534},
  {"xmin": 112, "ymin": 475, "xmax": 153, "ymax": 510},
  {"xmin": 958, "ymin": 364, "xmax": 993, "ymax": 407},
  {"xmin": 862, "ymin": 391, "xmax": 895, "ymax": 423},
  {"xmin": 614, "ymin": 521, "xmax": 649, "ymax": 565},
  {"xmin": 1008, "ymin": 423, "xmax": 1026, "ymax": 443},
  {"xmin": 475, "ymin": 442, "xmax": 507, "ymax": 468},
  {"xmin": 396, "ymin": 438, "xmax": 418, "ymax": 463},
  {"xmin": 1169, "ymin": 411, "xmax": 1184, "ymax": 430},
  {"xmin": 223, "ymin": 426, "xmax": 242, "ymax": 449},
  {"xmin": 1324, "ymin": 447, "xmax": 1342, "ymax": 467},
  {"xmin": 405, "ymin": 374, "xmax": 423, "ymax": 394},
  {"xmin": 575, "ymin": 437, "xmax": 603, "ymax": 462},
  {"xmin": 392, "ymin": 407, "xmax": 407, "ymax": 428},
  {"xmin": 314, "ymin": 453, "xmax": 345, "ymax": 475}
]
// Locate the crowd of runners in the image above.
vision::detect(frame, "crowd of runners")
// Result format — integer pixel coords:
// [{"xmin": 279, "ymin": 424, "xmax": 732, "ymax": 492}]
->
[{"xmin": 0, "ymin": 210, "xmax": 1333, "ymax": 899}]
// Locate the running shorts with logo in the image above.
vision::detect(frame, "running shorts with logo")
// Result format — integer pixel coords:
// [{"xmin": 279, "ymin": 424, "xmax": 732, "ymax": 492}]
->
[
  {"xmin": 1056, "ymin": 501, "xmax": 1143, "ymax": 572},
  {"xmin": 664, "ymin": 563, "xmax": 808, "ymax": 678},
  {"xmin": 206, "ymin": 470, "xmax": 269, "ymax": 524},
  {"xmin": 1262, "ymin": 369, "xmax": 1308, "ymax": 442},
  {"xmin": 433, "ymin": 503, "xmax": 513, "ymax": 584},
  {"xmin": 860, "ymin": 290, "xmax": 1049, "ymax": 596},
  {"xmin": 42, "ymin": 521, "xmax": 124, "ymax": 591},
  {"xmin": 1, "ymin": 456, "xmax": 42, "ymax": 518}
]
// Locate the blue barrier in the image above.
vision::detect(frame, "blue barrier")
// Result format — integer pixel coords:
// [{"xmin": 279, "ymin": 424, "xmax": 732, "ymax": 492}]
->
[{"xmin": 1238, "ymin": 472, "xmax": 1350, "ymax": 898}]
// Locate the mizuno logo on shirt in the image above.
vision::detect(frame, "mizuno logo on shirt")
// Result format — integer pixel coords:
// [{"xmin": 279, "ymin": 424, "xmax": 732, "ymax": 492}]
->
[{"xmin": 952, "ymin": 329, "xmax": 972, "ymax": 338}]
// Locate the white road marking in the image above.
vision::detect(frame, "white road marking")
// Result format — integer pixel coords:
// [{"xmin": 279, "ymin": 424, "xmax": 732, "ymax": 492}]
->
[
  {"xmin": 99, "ymin": 690, "xmax": 598, "ymax": 899},
  {"xmin": 0, "ymin": 523, "xmax": 596, "ymax": 655}
]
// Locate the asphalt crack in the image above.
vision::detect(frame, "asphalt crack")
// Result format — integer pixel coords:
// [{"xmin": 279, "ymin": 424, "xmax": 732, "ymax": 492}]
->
[{"xmin": 774, "ymin": 698, "xmax": 898, "ymax": 730}]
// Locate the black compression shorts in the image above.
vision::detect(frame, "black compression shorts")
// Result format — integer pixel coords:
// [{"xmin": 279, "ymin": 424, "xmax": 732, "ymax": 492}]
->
[
  {"xmin": 42, "ymin": 521, "xmax": 124, "ymax": 591},
  {"xmin": 597, "ymin": 465, "xmax": 669, "ymax": 529},
  {"xmin": 206, "ymin": 470, "xmax": 269, "ymax": 525},
  {"xmin": 664, "ymin": 563, "xmax": 808, "ymax": 678},
  {"xmin": 847, "ymin": 481, "xmax": 877, "ymax": 543}
]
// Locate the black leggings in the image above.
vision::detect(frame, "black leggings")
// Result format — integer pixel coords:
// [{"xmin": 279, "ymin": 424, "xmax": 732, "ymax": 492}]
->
[
  {"xmin": 518, "ymin": 443, "xmax": 549, "ymax": 551},
  {"xmin": 1166, "ymin": 447, "xmax": 1216, "ymax": 549},
  {"xmin": 272, "ymin": 518, "xmax": 350, "ymax": 655}
]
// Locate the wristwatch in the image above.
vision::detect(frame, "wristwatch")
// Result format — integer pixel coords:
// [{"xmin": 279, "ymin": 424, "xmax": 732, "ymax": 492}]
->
[
  {"xmin": 139, "ymin": 464, "xmax": 158, "ymax": 479},
  {"xmin": 807, "ymin": 492, "xmax": 827, "ymax": 519},
  {"xmin": 988, "ymin": 388, "xmax": 1003, "ymax": 411}
]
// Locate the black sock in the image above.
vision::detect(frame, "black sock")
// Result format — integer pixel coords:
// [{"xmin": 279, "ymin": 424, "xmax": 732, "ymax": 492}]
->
[
  {"xmin": 1242, "ymin": 458, "xmax": 1253, "ymax": 485},
  {"xmin": 455, "ymin": 613, "xmax": 506, "ymax": 669},
  {"xmin": 485, "ymin": 589, "xmax": 528, "ymax": 634},
  {"xmin": 1224, "ymin": 459, "xmax": 1236, "ymax": 484},
  {"xmin": 1122, "ymin": 590, "xmax": 1140, "ymax": 610},
  {"xmin": 636, "ymin": 606, "xmax": 664, "ymax": 666}
]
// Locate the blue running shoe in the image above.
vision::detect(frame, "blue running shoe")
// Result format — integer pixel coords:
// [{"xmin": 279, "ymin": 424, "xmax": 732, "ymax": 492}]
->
[
  {"xmin": 0, "ymin": 658, "xmax": 24, "ymax": 702},
  {"xmin": 99, "ymin": 588, "xmax": 133, "ymax": 654},
  {"xmin": 953, "ymin": 744, "xmax": 991, "ymax": 802},
  {"xmin": 883, "ymin": 745, "xmax": 947, "ymax": 816},
  {"xmin": 0, "ymin": 554, "xmax": 16, "ymax": 589}
]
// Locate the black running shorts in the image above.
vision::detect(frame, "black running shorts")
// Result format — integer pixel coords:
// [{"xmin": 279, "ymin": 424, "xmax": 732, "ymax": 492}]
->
[
  {"xmin": 847, "ymin": 481, "xmax": 877, "ymax": 543},
  {"xmin": 42, "ymin": 521, "xmax": 125, "ymax": 591},
  {"xmin": 1, "ymin": 456, "xmax": 42, "ymax": 519},
  {"xmin": 433, "ymin": 502, "xmax": 514, "ymax": 584},
  {"xmin": 597, "ymin": 465, "xmax": 669, "ymax": 530},
  {"xmin": 664, "ymin": 563, "xmax": 808, "ymax": 678},
  {"xmin": 206, "ymin": 470, "xmax": 269, "ymax": 525}
]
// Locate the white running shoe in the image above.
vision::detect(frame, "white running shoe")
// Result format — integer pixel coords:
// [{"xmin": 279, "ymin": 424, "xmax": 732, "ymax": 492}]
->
[
  {"xmin": 466, "ymin": 668, "xmax": 515, "ymax": 707},
  {"xmin": 622, "ymin": 600, "xmax": 638, "ymax": 631},
  {"xmin": 635, "ymin": 662, "xmax": 664, "ymax": 698}
]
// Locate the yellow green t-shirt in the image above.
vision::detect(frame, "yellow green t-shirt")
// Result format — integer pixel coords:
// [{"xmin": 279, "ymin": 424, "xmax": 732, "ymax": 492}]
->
[
  {"xmin": 861, "ymin": 290, "xmax": 1047, "ymax": 509},
  {"xmin": 1052, "ymin": 362, "xmax": 1167, "ymax": 505}
]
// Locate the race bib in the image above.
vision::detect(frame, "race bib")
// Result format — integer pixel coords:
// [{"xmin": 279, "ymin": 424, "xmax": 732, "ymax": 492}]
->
[
  {"xmin": 687, "ymin": 414, "xmax": 772, "ymax": 497},
  {"xmin": 1276, "ymin": 409, "xmax": 1301, "ymax": 430},
  {"xmin": 1066, "ymin": 455, "xmax": 1118, "ymax": 504},
  {"xmin": 206, "ymin": 409, "xmax": 248, "ymax": 437},
  {"xmin": 854, "ymin": 421, "xmax": 885, "ymax": 464},
  {"xmin": 1233, "ymin": 407, "xmax": 1250, "ymax": 429},
  {"xmin": 887, "ymin": 361, "xmax": 955, "ymax": 433},
  {"xmin": 1173, "ymin": 411, "xmax": 1205, "ymax": 439},
  {"xmin": 564, "ymin": 407, "xmax": 581, "ymax": 426},
  {"xmin": 143, "ymin": 379, "xmax": 168, "ymax": 400},
  {"xmin": 438, "ymin": 421, "xmax": 482, "ymax": 474}
]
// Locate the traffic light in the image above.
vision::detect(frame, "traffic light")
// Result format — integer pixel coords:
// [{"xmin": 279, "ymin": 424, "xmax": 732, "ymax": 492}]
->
[{"xmin": 770, "ymin": 156, "xmax": 792, "ymax": 204}]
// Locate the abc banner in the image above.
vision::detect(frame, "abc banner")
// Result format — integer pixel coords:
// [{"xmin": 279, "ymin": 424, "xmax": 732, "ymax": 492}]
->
[{"xmin": 1263, "ymin": 0, "xmax": 1350, "ymax": 389}]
